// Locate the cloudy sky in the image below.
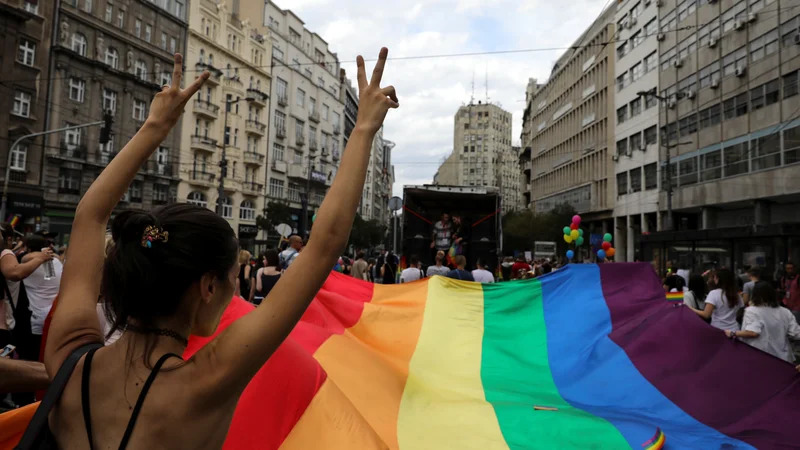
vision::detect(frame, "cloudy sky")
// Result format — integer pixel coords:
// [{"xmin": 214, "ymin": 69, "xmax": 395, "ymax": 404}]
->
[{"xmin": 282, "ymin": 0, "xmax": 609, "ymax": 197}]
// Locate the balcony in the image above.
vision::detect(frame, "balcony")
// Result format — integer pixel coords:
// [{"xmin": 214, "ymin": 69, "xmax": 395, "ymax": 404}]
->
[
  {"xmin": 242, "ymin": 181, "xmax": 263, "ymax": 196},
  {"xmin": 188, "ymin": 170, "xmax": 216, "ymax": 188},
  {"xmin": 195, "ymin": 63, "xmax": 223, "ymax": 85},
  {"xmin": 145, "ymin": 160, "xmax": 176, "ymax": 178},
  {"xmin": 277, "ymin": 94, "xmax": 288, "ymax": 107},
  {"xmin": 523, "ymin": 160, "xmax": 532, "ymax": 175},
  {"xmin": 223, "ymin": 76, "xmax": 244, "ymax": 91},
  {"xmin": 287, "ymin": 164, "xmax": 305, "ymax": 179},
  {"xmin": 271, "ymin": 160, "xmax": 287, "ymax": 173},
  {"xmin": 295, "ymin": 134, "xmax": 305, "ymax": 147},
  {"xmin": 194, "ymin": 100, "xmax": 220, "ymax": 119},
  {"xmin": 245, "ymin": 119, "xmax": 266, "ymax": 135},
  {"xmin": 309, "ymin": 141, "xmax": 318, "ymax": 152},
  {"xmin": 90, "ymin": 151, "xmax": 117, "ymax": 165},
  {"xmin": 333, "ymin": 124, "xmax": 341, "ymax": 135},
  {"xmin": 243, "ymin": 151, "xmax": 265, "ymax": 165},
  {"xmin": 247, "ymin": 88, "xmax": 268, "ymax": 106},
  {"xmin": 275, "ymin": 126, "xmax": 286, "ymax": 139},
  {"xmin": 309, "ymin": 111, "xmax": 320, "ymax": 123},
  {"xmin": 49, "ymin": 142, "xmax": 87, "ymax": 161},
  {"xmin": 191, "ymin": 135, "xmax": 218, "ymax": 153}
]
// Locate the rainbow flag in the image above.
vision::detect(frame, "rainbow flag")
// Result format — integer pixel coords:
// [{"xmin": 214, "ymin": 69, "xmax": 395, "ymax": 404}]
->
[
  {"xmin": 2, "ymin": 263, "xmax": 798, "ymax": 449},
  {"xmin": 666, "ymin": 291, "xmax": 684, "ymax": 303}
]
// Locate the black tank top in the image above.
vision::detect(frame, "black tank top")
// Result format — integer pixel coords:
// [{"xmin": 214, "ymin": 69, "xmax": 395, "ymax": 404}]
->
[{"xmin": 81, "ymin": 347, "xmax": 181, "ymax": 449}]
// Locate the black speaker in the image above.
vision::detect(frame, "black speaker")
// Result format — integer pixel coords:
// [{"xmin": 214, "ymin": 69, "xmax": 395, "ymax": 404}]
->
[
  {"xmin": 469, "ymin": 240, "xmax": 498, "ymax": 271},
  {"xmin": 404, "ymin": 237, "xmax": 432, "ymax": 266}
]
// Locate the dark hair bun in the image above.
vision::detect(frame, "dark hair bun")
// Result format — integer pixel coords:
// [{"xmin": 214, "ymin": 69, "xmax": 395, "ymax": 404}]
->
[{"xmin": 110, "ymin": 210, "xmax": 159, "ymax": 247}]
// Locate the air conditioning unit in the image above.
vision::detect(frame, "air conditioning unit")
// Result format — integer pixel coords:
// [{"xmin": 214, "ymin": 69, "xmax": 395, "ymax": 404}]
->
[
  {"xmin": 612, "ymin": 154, "xmax": 620, "ymax": 162},
  {"xmin": 686, "ymin": 90, "xmax": 696, "ymax": 99},
  {"xmin": 748, "ymin": 12, "xmax": 757, "ymax": 23},
  {"xmin": 710, "ymin": 78, "xmax": 720, "ymax": 89},
  {"xmin": 668, "ymin": 99, "xmax": 677, "ymax": 109},
  {"xmin": 736, "ymin": 66, "xmax": 747, "ymax": 77},
  {"xmin": 708, "ymin": 38, "xmax": 718, "ymax": 48},
  {"xmin": 793, "ymin": 33, "xmax": 800, "ymax": 45},
  {"xmin": 623, "ymin": 20, "xmax": 631, "ymax": 29},
  {"xmin": 657, "ymin": 32, "xmax": 666, "ymax": 41},
  {"xmin": 734, "ymin": 19, "xmax": 745, "ymax": 30},
  {"xmin": 672, "ymin": 58, "xmax": 683, "ymax": 68}
]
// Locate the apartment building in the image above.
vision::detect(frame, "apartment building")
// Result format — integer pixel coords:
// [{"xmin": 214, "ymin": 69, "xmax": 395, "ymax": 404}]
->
[
  {"xmin": 177, "ymin": 0, "xmax": 271, "ymax": 250},
  {"xmin": 500, "ymin": 146, "xmax": 522, "ymax": 213},
  {"xmin": 613, "ymin": 0, "xmax": 661, "ymax": 262},
  {"xmin": 239, "ymin": 0, "xmax": 345, "ymax": 236},
  {"xmin": 362, "ymin": 127, "xmax": 395, "ymax": 225},
  {"xmin": 642, "ymin": 0, "xmax": 800, "ymax": 273},
  {"xmin": 0, "ymin": 0, "xmax": 55, "ymax": 233},
  {"xmin": 519, "ymin": 78, "xmax": 543, "ymax": 209},
  {"xmin": 520, "ymin": 5, "xmax": 617, "ymax": 236},
  {"xmin": 42, "ymin": 0, "xmax": 187, "ymax": 243},
  {"xmin": 433, "ymin": 151, "xmax": 459, "ymax": 186},
  {"xmin": 340, "ymin": 68, "xmax": 358, "ymax": 149}
]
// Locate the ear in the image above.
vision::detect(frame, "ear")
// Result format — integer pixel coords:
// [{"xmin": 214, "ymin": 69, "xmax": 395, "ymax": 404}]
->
[{"xmin": 199, "ymin": 271, "xmax": 217, "ymax": 305}]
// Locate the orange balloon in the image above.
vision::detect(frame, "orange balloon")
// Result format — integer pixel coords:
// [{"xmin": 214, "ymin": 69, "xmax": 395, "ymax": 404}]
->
[{"xmin": 607, "ymin": 248, "xmax": 616, "ymax": 258}]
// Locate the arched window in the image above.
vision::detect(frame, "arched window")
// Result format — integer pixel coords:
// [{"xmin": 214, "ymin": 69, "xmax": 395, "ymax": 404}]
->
[
  {"xmin": 249, "ymin": 76, "xmax": 254, "ymax": 89},
  {"xmin": 256, "ymin": 79, "xmax": 261, "ymax": 90},
  {"xmin": 71, "ymin": 33, "xmax": 87, "ymax": 56},
  {"xmin": 199, "ymin": 48, "xmax": 205, "ymax": 64},
  {"xmin": 135, "ymin": 59, "xmax": 147, "ymax": 81},
  {"xmin": 187, "ymin": 191, "xmax": 207, "ymax": 208},
  {"xmin": 105, "ymin": 47, "xmax": 119, "ymax": 69},
  {"xmin": 208, "ymin": 53, "xmax": 214, "ymax": 66},
  {"xmin": 217, "ymin": 196, "xmax": 233, "ymax": 219},
  {"xmin": 240, "ymin": 200, "xmax": 255, "ymax": 221}
]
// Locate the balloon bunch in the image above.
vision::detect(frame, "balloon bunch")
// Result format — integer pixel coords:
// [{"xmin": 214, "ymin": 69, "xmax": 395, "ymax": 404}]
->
[
  {"xmin": 563, "ymin": 215, "xmax": 584, "ymax": 261},
  {"xmin": 597, "ymin": 233, "xmax": 616, "ymax": 260}
]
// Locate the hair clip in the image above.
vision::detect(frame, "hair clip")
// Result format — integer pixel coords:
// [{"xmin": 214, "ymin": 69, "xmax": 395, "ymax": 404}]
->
[{"xmin": 141, "ymin": 225, "xmax": 169, "ymax": 248}]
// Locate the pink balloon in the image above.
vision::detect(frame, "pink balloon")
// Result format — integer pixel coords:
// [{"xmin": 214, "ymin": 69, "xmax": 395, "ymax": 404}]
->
[{"xmin": 572, "ymin": 215, "xmax": 581, "ymax": 225}]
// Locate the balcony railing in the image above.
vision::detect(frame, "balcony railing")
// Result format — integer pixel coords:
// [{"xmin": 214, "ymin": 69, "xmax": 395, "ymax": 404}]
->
[
  {"xmin": 243, "ymin": 151, "xmax": 265, "ymax": 165},
  {"xmin": 191, "ymin": 134, "xmax": 218, "ymax": 152},
  {"xmin": 275, "ymin": 126, "xmax": 286, "ymax": 139},
  {"xmin": 195, "ymin": 62, "xmax": 223, "ymax": 84},
  {"xmin": 223, "ymin": 76, "xmax": 243, "ymax": 90},
  {"xmin": 245, "ymin": 120, "xmax": 266, "ymax": 134},
  {"xmin": 50, "ymin": 142, "xmax": 87, "ymax": 160},
  {"xmin": 246, "ymin": 88, "xmax": 268, "ymax": 105},
  {"xmin": 309, "ymin": 111, "xmax": 320, "ymax": 123},
  {"xmin": 194, "ymin": 100, "xmax": 220, "ymax": 118},
  {"xmin": 190, "ymin": 170, "xmax": 216, "ymax": 187},
  {"xmin": 242, "ymin": 181, "xmax": 263, "ymax": 195},
  {"xmin": 277, "ymin": 94, "xmax": 288, "ymax": 107}
]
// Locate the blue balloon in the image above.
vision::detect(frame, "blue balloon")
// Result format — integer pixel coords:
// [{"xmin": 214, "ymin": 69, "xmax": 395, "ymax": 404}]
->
[
  {"xmin": 597, "ymin": 249, "xmax": 606, "ymax": 260},
  {"xmin": 566, "ymin": 250, "xmax": 574, "ymax": 259}
]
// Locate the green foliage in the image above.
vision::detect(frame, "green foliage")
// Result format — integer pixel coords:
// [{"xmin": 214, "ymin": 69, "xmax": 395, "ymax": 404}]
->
[
  {"xmin": 256, "ymin": 200, "xmax": 294, "ymax": 235},
  {"xmin": 348, "ymin": 214, "xmax": 387, "ymax": 250},
  {"xmin": 502, "ymin": 203, "xmax": 577, "ymax": 255}
]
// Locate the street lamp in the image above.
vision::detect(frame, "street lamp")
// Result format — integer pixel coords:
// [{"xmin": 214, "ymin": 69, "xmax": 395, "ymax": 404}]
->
[{"xmin": 217, "ymin": 95, "xmax": 255, "ymax": 216}]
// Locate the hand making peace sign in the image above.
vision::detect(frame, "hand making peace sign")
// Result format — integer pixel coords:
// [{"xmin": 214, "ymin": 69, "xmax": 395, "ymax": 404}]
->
[
  {"xmin": 355, "ymin": 47, "xmax": 400, "ymax": 135},
  {"xmin": 148, "ymin": 54, "xmax": 210, "ymax": 131}
]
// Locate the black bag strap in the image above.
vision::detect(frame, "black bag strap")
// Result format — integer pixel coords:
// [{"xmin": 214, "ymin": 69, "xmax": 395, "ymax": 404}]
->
[{"xmin": 15, "ymin": 342, "xmax": 104, "ymax": 450}]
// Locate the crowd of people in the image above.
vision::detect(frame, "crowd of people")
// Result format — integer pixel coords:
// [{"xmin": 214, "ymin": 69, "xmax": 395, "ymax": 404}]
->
[{"xmin": 663, "ymin": 263, "xmax": 800, "ymax": 365}]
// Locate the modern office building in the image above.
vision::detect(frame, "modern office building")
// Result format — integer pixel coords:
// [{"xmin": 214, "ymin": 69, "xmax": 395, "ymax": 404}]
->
[
  {"xmin": 0, "ymin": 0, "xmax": 55, "ymax": 233},
  {"xmin": 612, "ymin": 0, "xmax": 661, "ymax": 262},
  {"xmin": 520, "ymin": 5, "xmax": 617, "ymax": 238},
  {"xmin": 641, "ymin": 0, "xmax": 800, "ymax": 275},
  {"xmin": 42, "ymin": 0, "xmax": 187, "ymax": 243},
  {"xmin": 240, "ymin": 0, "xmax": 345, "ymax": 236},
  {"xmin": 178, "ymin": 0, "xmax": 271, "ymax": 250}
]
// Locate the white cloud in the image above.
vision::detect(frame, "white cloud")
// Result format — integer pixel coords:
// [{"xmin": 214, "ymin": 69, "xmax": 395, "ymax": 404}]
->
[{"xmin": 282, "ymin": 0, "xmax": 608, "ymax": 197}]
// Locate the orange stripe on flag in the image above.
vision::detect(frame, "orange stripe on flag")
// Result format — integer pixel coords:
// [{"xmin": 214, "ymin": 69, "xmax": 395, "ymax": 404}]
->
[{"xmin": 0, "ymin": 402, "xmax": 37, "ymax": 450}]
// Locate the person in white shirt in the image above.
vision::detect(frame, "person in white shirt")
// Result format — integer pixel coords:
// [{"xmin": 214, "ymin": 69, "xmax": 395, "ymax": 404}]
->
[
  {"xmin": 426, "ymin": 250, "xmax": 450, "ymax": 277},
  {"xmin": 472, "ymin": 259, "xmax": 495, "ymax": 283},
  {"xmin": 689, "ymin": 268, "xmax": 743, "ymax": 331},
  {"xmin": 400, "ymin": 255, "xmax": 425, "ymax": 283},
  {"xmin": 726, "ymin": 281, "xmax": 800, "ymax": 363}
]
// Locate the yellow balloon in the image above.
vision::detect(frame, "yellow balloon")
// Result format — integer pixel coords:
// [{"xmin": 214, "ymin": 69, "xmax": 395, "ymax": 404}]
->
[
  {"xmin": 564, "ymin": 234, "xmax": 573, "ymax": 244},
  {"xmin": 570, "ymin": 229, "xmax": 579, "ymax": 240}
]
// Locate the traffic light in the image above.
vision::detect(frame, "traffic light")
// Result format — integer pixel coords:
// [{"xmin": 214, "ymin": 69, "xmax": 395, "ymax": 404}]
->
[{"xmin": 99, "ymin": 111, "xmax": 114, "ymax": 144}]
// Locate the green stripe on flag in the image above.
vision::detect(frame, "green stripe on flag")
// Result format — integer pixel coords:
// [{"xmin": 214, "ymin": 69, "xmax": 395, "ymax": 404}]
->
[{"xmin": 480, "ymin": 279, "xmax": 629, "ymax": 448}]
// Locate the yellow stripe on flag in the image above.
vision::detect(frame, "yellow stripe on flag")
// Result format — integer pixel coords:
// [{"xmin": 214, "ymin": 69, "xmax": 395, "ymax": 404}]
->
[{"xmin": 397, "ymin": 277, "xmax": 508, "ymax": 450}]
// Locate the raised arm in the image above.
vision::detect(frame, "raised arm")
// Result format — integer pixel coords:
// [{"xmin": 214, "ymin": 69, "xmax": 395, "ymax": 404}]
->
[
  {"xmin": 198, "ymin": 48, "xmax": 398, "ymax": 397},
  {"xmin": 45, "ymin": 55, "xmax": 208, "ymax": 376}
]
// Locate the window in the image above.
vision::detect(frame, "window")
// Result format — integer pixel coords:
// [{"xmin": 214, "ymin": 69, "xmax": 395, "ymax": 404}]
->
[
  {"xmin": 700, "ymin": 150, "xmax": 722, "ymax": 181},
  {"xmin": 105, "ymin": 4, "xmax": 113, "ymax": 22},
  {"xmin": 170, "ymin": 37, "xmax": 177, "ymax": 53},
  {"xmin": 784, "ymin": 125, "xmax": 800, "ymax": 165},
  {"xmin": 273, "ymin": 47, "xmax": 284, "ymax": 61},
  {"xmin": 240, "ymin": 200, "xmax": 256, "ymax": 221},
  {"xmin": 103, "ymin": 88, "xmax": 117, "ymax": 113},
  {"xmin": 617, "ymin": 105, "xmax": 628, "ymax": 124},
  {"xmin": 616, "ymin": 139, "xmax": 628, "ymax": 157},
  {"xmin": 617, "ymin": 41, "xmax": 628, "ymax": 60},
  {"xmin": 273, "ymin": 142, "xmax": 285, "ymax": 161},
  {"xmin": 679, "ymin": 113, "xmax": 697, "ymax": 136},
  {"xmin": 644, "ymin": 18, "xmax": 657, "ymax": 37},
  {"xmin": 135, "ymin": 60, "xmax": 147, "ymax": 81},
  {"xmin": 617, "ymin": 172, "xmax": 628, "ymax": 196},
  {"xmin": 296, "ymin": 88, "xmax": 305, "ymax": 107},
  {"xmin": 781, "ymin": 15, "xmax": 800, "ymax": 47},
  {"xmin": 699, "ymin": 61, "xmax": 720, "ymax": 88},
  {"xmin": 145, "ymin": 24, "xmax": 152, "ymax": 42},
  {"xmin": 117, "ymin": 10, "xmax": 124, "ymax": 28},
  {"xmin": 24, "ymin": 0, "xmax": 38, "ymax": 14},
  {"xmin": 276, "ymin": 78, "xmax": 288, "ymax": 100},
  {"xmin": 133, "ymin": 99, "xmax": 146, "ymax": 121},
  {"xmin": 630, "ymin": 167, "xmax": 642, "ymax": 192},
  {"xmin": 308, "ymin": 126, "xmax": 317, "ymax": 147},
  {"xmin": 295, "ymin": 120, "xmax": 304, "ymax": 141},
  {"xmin": 332, "ymin": 112, "xmax": 340, "ymax": 127},
  {"xmin": 699, "ymin": 104, "xmax": 722, "ymax": 129},
  {"xmin": 105, "ymin": 47, "xmax": 119, "ymax": 69},
  {"xmin": 58, "ymin": 168, "xmax": 82, "ymax": 194},
  {"xmin": 127, "ymin": 181, "xmax": 142, "ymax": 203},
  {"xmin": 71, "ymin": 33, "xmax": 87, "ymax": 56},
  {"xmin": 630, "ymin": 31, "xmax": 644, "ymax": 49},
  {"xmin": 233, "ymin": 128, "xmax": 239, "ymax": 148},
  {"xmin": 187, "ymin": 191, "xmax": 207, "ymax": 208},
  {"xmin": 69, "ymin": 78, "xmax": 85, "ymax": 102},
  {"xmin": 677, "ymin": 34, "xmax": 697, "ymax": 61},
  {"xmin": 304, "ymin": 68, "xmax": 313, "ymax": 78},
  {"xmin": 274, "ymin": 110, "xmax": 286, "ymax": 131},
  {"xmin": 12, "ymin": 91, "xmax": 31, "ymax": 117},
  {"xmin": 317, "ymin": 77, "xmax": 325, "ymax": 88},
  {"xmin": 135, "ymin": 19, "xmax": 142, "ymax": 38},
  {"xmin": 217, "ymin": 197, "xmax": 233, "ymax": 219},
  {"xmin": 645, "ymin": 93, "xmax": 657, "ymax": 109},
  {"xmin": 751, "ymin": 135, "xmax": 780, "ymax": 171},
  {"xmin": 644, "ymin": 163, "xmax": 658, "ymax": 190},
  {"xmin": 750, "ymin": 29, "xmax": 779, "ymax": 62},
  {"xmin": 309, "ymin": 97, "xmax": 316, "ymax": 114},
  {"xmin": 678, "ymin": 157, "xmax": 698, "ymax": 186},
  {"xmin": 723, "ymin": 142, "xmax": 748, "ymax": 176},
  {"xmin": 153, "ymin": 184, "xmax": 168, "ymax": 204},
  {"xmin": 722, "ymin": 2, "xmax": 747, "ymax": 33},
  {"xmin": 698, "ymin": 21, "xmax": 720, "ymax": 47},
  {"xmin": 288, "ymin": 183, "xmax": 300, "ymax": 202},
  {"xmin": 10, "ymin": 144, "xmax": 27, "ymax": 171},
  {"xmin": 644, "ymin": 126, "xmax": 658, "ymax": 145},
  {"xmin": 99, "ymin": 134, "xmax": 115, "ymax": 161},
  {"xmin": 269, "ymin": 179, "xmax": 285, "ymax": 198},
  {"xmin": 677, "ymin": 0, "xmax": 697, "ymax": 22},
  {"xmin": 630, "ymin": 62, "xmax": 644, "ymax": 82},
  {"xmin": 64, "ymin": 124, "xmax": 81, "ymax": 148},
  {"xmin": 630, "ymin": 97, "xmax": 642, "ymax": 117},
  {"xmin": 678, "ymin": 75, "xmax": 696, "ymax": 97},
  {"xmin": 616, "ymin": 72, "xmax": 629, "ymax": 91},
  {"xmin": 322, "ymin": 104, "xmax": 329, "ymax": 121},
  {"xmin": 17, "ymin": 39, "xmax": 35, "ymax": 66},
  {"xmin": 661, "ymin": 10, "xmax": 676, "ymax": 32},
  {"xmin": 643, "ymin": 51, "xmax": 657, "ymax": 73},
  {"xmin": 661, "ymin": 47, "xmax": 677, "ymax": 71},
  {"xmin": 161, "ymin": 32, "xmax": 167, "ymax": 49},
  {"xmin": 160, "ymin": 71, "xmax": 171, "ymax": 87},
  {"xmin": 784, "ymin": 70, "xmax": 799, "ymax": 98},
  {"xmin": 722, "ymin": 47, "xmax": 746, "ymax": 77}
]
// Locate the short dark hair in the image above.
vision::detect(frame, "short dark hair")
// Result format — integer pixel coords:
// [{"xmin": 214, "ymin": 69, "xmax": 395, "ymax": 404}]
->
[
  {"xmin": 25, "ymin": 235, "xmax": 49, "ymax": 252},
  {"xmin": 357, "ymin": 251, "xmax": 365, "ymax": 260},
  {"xmin": 102, "ymin": 204, "xmax": 238, "ymax": 339},
  {"xmin": 750, "ymin": 281, "xmax": 779, "ymax": 307},
  {"xmin": 747, "ymin": 266, "xmax": 762, "ymax": 278},
  {"xmin": 409, "ymin": 254, "xmax": 419, "ymax": 265},
  {"xmin": 455, "ymin": 255, "xmax": 466, "ymax": 267},
  {"xmin": 264, "ymin": 250, "xmax": 280, "ymax": 268}
]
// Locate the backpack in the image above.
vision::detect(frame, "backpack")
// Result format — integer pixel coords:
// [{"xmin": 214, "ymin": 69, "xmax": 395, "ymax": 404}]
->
[{"xmin": 280, "ymin": 249, "xmax": 297, "ymax": 270}]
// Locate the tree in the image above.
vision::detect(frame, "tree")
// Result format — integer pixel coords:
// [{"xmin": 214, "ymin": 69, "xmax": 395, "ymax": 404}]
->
[
  {"xmin": 256, "ymin": 200, "xmax": 294, "ymax": 236},
  {"xmin": 348, "ymin": 214, "xmax": 387, "ymax": 251},
  {"xmin": 502, "ymin": 203, "xmax": 577, "ymax": 255}
]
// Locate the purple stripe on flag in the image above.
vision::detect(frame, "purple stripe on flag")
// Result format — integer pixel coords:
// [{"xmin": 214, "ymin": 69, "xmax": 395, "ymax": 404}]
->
[{"xmin": 599, "ymin": 263, "xmax": 800, "ymax": 449}]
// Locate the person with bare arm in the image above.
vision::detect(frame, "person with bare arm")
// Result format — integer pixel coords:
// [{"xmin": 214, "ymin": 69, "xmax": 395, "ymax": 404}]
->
[{"xmin": 35, "ymin": 49, "xmax": 397, "ymax": 449}]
